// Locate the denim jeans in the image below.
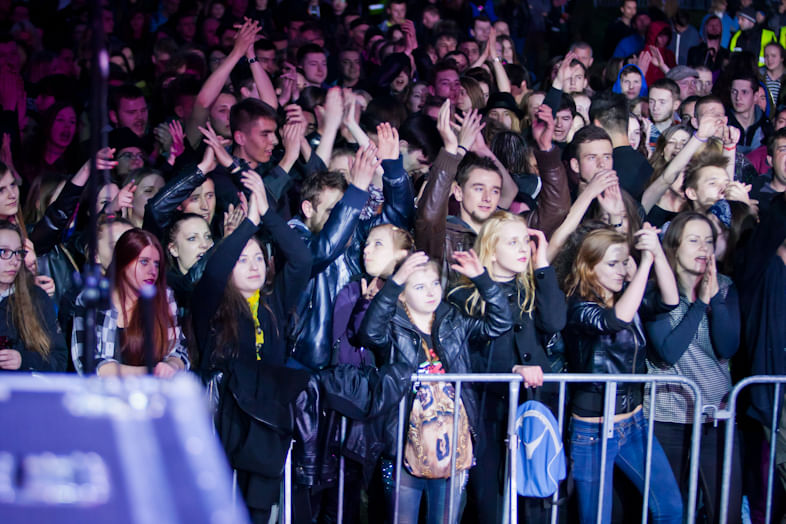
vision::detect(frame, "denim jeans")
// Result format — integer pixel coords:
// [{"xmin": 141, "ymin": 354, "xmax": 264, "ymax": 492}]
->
[
  {"xmin": 380, "ymin": 459, "xmax": 467, "ymax": 524},
  {"xmin": 569, "ymin": 410, "xmax": 683, "ymax": 524}
]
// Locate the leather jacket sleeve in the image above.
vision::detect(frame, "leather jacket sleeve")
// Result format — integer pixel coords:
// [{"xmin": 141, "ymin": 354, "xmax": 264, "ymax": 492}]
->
[
  {"xmin": 307, "ymin": 184, "xmax": 368, "ymax": 275},
  {"xmin": 568, "ymin": 300, "xmax": 630, "ymax": 335},
  {"xmin": 533, "ymin": 266, "xmax": 568, "ymax": 334},
  {"xmin": 465, "ymin": 270, "xmax": 513, "ymax": 340},
  {"xmin": 29, "ymin": 181, "xmax": 83, "ymax": 256},
  {"xmin": 527, "ymin": 148, "xmax": 571, "ymax": 239},
  {"xmin": 143, "ymin": 163, "xmax": 206, "ymax": 237},
  {"xmin": 292, "ymin": 375, "xmax": 320, "ymax": 486},
  {"xmin": 380, "ymin": 155, "xmax": 416, "ymax": 230},
  {"xmin": 317, "ymin": 362, "xmax": 415, "ymax": 420},
  {"xmin": 414, "ymin": 148, "xmax": 462, "ymax": 262},
  {"xmin": 356, "ymin": 277, "xmax": 403, "ymax": 364}
]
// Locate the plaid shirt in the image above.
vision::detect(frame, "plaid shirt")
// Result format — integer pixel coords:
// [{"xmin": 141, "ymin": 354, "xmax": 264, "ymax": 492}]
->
[{"xmin": 71, "ymin": 288, "xmax": 189, "ymax": 374}]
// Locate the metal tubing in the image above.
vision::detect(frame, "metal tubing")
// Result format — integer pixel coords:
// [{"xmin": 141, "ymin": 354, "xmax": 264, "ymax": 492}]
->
[
  {"xmin": 641, "ymin": 383, "xmax": 656, "ymax": 524},
  {"xmin": 284, "ymin": 442, "xmax": 292, "ymax": 524},
  {"xmin": 338, "ymin": 416, "xmax": 347, "ymax": 524},
  {"xmin": 597, "ymin": 382, "xmax": 617, "ymax": 524},
  {"xmin": 765, "ymin": 383, "xmax": 781, "ymax": 524},
  {"xmin": 394, "ymin": 396, "xmax": 407, "ymax": 524},
  {"xmin": 551, "ymin": 381, "xmax": 566, "ymax": 524},
  {"xmin": 718, "ymin": 376, "xmax": 786, "ymax": 524},
  {"xmin": 448, "ymin": 381, "xmax": 462, "ymax": 524},
  {"xmin": 507, "ymin": 380, "xmax": 521, "ymax": 524}
]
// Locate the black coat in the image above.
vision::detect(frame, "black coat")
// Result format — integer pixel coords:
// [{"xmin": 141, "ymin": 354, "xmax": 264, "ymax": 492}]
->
[
  {"xmin": 564, "ymin": 286, "xmax": 675, "ymax": 417},
  {"xmin": 358, "ymin": 270, "xmax": 513, "ymax": 456},
  {"xmin": 0, "ymin": 285, "xmax": 68, "ymax": 372}
]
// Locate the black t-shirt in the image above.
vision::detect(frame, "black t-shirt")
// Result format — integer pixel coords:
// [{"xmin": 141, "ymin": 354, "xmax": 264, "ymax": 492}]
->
[
  {"xmin": 613, "ymin": 146, "xmax": 653, "ymax": 202},
  {"xmin": 645, "ymin": 205, "xmax": 678, "ymax": 228}
]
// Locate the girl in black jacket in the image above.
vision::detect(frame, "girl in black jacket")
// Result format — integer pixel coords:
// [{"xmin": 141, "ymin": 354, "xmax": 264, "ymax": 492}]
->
[
  {"xmin": 449, "ymin": 210, "xmax": 567, "ymax": 523},
  {"xmin": 358, "ymin": 250, "xmax": 512, "ymax": 524},
  {"xmin": 192, "ymin": 171, "xmax": 313, "ymax": 524}
]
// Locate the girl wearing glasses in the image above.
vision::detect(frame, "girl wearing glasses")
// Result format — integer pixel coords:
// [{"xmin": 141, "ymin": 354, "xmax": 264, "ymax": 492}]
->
[{"xmin": 0, "ymin": 221, "xmax": 67, "ymax": 372}]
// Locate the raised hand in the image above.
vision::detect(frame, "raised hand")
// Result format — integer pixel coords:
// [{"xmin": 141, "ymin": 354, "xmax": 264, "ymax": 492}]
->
[
  {"xmin": 223, "ymin": 198, "xmax": 247, "ymax": 237},
  {"xmin": 455, "ymin": 108, "xmax": 485, "ymax": 152},
  {"xmin": 532, "ymin": 105, "xmax": 555, "ymax": 152},
  {"xmin": 634, "ymin": 222, "xmax": 664, "ymax": 261},
  {"xmin": 597, "ymin": 181, "xmax": 626, "ymax": 219},
  {"xmin": 232, "ymin": 18, "xmax": 261, "ymax": 57},
  {"xmin": 168, "ymin": 120, "xmax": 185, "ymax": 159},
  {"xmin": 322, "ymin": 87, "xmax": 344, "ymax": 130},
  {"xmin": 553, "ymin": 51, "xmax": 578, "ymax": 91},
  {"xmin": 450, "ymin": 249, "xmax": 484, "ymax": 279},
  {"xmin": 436, "ymin": 99, "xmax": 458, "ymax": 152},
  {"xmin": 392, "ymin": 251, "xmax": 430, "ymax": 285},
  {"xmin": 361, "ymin": 276, "xmax": 383, "ymax": 300},
  {"xmin": 107, "ymin": 181, "xmax": 136, "ymax": 215},
  {"xmin": 199, "ymin": 122, "xmax": 233, "ymax": 168},
  {"xmin": 724, "ymin": 181, "xmax": 752, "ymax": 205},
  {"xmin": 376, "ymin": 122, "xmax": 400, "ymax": 160},
  {"xmin": 240, "ymin": 169, "xmax": 269, "ymax": 220},
  {"xmin": 349, "ymin": 143, "xmax": 381, "ymax": 190},
  {"xmin": 723, "ymin": 125, "xmax": 741, "ymax": 149}
]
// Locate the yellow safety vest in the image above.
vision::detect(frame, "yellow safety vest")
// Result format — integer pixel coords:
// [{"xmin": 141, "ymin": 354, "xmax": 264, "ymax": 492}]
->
[
  {"xmin": 780, "ymin": 26, "xmax": 786, "ymax": 48},
  {"xmin": 730, "ymin": 28, "xmax": 777, "ymax": 66}
]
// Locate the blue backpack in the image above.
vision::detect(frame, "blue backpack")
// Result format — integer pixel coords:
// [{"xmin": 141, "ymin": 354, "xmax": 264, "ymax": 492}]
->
[{"xmin": 515, "ymin": 400, "xmax": 566, "ymax": 498}]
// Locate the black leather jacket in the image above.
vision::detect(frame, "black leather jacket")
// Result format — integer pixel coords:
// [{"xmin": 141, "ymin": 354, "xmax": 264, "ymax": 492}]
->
[
  {"xmin": 563, "ymin": 287, "xmax": 675, "ymax": 417},
  {"xmin": 358, "ymin": 270, "xmax": 512, "ymax": 456}
]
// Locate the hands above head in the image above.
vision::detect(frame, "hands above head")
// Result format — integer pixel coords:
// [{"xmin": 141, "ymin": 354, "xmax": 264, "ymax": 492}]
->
[
  {"xmin": 450, "ymin": 249, "xmax": 484, "ymax": 279},
  {"xmin": 240, "ymin": 169, "xmax": 269, "ymax": 222},
  {"xmin": 322, "ymin": 87, "xmax": 344, "ymax": 131},
  {"xmin": 724, "ymin": 180, "xmax": 752, "ymax": 205},
  {"xmin": 436, "ymin": 99, "xmax": 458, "ymax": 153},
  {"xmin": 552, "ymin": 50, "xmax": 578, "ymax": 91},
  {"xmin": 223, "ymin": 194, "xmax": 248, "ymax": 237},
  {"xmin": 199, "ymin": 122, "xmax": 233, "ymax": 168},
  {"xmin": 454, "ymin": 108, "xmax": 485, "ymax": 153},
  {"xmin": 634, "ymin": 222, "xmax": 665, "ymax": 263},
  {"xmin": 107, "ymin": 181, "xmax": 136, "ymax": 215},
  {"xmin": 376, "ymin": 122, "xmax": 400, "ymax": 160},
  {"xmin": 392, "ymin": 251, "xmax": 431, "ymax": 285},
  {"xmin": 531, "ymin": 105, "xmax": 555, "ymax": 152},
  {"xmin": 348, "ymin": 143, "xmax": 381, "ymax": 190},
  {"xmin": 232, "ymin": 17, "xmax": 261, "ymax": 58}
]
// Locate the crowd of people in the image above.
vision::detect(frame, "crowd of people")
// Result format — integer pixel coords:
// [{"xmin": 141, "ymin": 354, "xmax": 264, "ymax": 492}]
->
[{"xmin": 3, "ymin": 0, "xmax": 786, "ymax": 522}]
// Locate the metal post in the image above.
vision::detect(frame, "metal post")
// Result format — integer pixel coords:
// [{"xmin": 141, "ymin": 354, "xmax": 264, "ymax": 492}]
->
[
  {"xmin": 766, "ymin": 383, "xmax": 781, "ymax": 524},
  {"xmin": 447, "ymin": 381, "xmax": 462, "ymax": 524},
  {"xmin": 507, "ymin": 380, "xmax": 521, "ymax": 524},
  {"xmin": 394, "ymin": 397, "xmax": 406, "ymax": 524},
  {"xmin": 284, "ymin": 442, "xmax": 292, "ymax": 524},
  {"xmin": 597, "ymin": 381, "xmax": 617, "ymax": 524},
  {"xmin": 551, "ymin": 381, "xmax": 566, "ymax": 524},
  {"xmin": 641, "ymin": 383, "xmax": 656, "ymax": 524},
  {"xmin": 337, "ymin": 416, "xmax": 347, "ymax": 524}
]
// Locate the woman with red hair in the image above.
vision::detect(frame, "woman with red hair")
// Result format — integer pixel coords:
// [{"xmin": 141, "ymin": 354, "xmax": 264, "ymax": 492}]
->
[{"xmin": 71, "ymin": 228, "xmax": 189, "ymax": 376}]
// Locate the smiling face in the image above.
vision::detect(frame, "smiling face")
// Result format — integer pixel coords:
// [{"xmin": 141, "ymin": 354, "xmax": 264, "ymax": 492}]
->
[
  {"xmin": 125, "ymin": 244, "xmax": 161, "ymax": 292},
  {"xmin": 553, "ymin": 108, "xmax": 574, "ymax": 142},
  {"xmin": 169, "ymin": 216, "xmax": 213, "ymax": 274},
  {"xmin": 489, "ymin": 221, "xmax": 531, "ymax": 280},
  {"xmin": 593, "ymin": 243, "xmax": 630, "ymax": 296},
  {"xmin": 363, "ymin": 227, "xmax": 408, "ymax": 277},
  {"xmin": 0, "ymin": 229, "xmax": 22, "ymax": 292},
  {"xmin": 236, "ymin": 116, "xmax": 278, "ymax": 164},
  {"xmin": 179, "ymin": 178, "xmax": 216, "ymax": 223},
  {"xmin": 676, "ymin": 219, "xmax": 714, "ymax": 277},
  {"xmin": 402, "ymin": 266, "xmax": 442, "ymax": 317},
  {"xmin": 453, "ymin": 168, "xmax": 502, "ymax": 228},
  {"xmin": 302, "ymin": 51, "xmax": 327, "ymax": 86},
  {"xmin": 232, "ymin": 238, "xmax": 266, "ymax": 298},
  {"xmin": 0, "ymin": 170, "xmax": 20, "ymax": 219}
]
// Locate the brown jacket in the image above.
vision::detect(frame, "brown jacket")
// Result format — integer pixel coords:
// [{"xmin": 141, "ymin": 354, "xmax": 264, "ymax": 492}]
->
[{"xmin": 526, "ymin": 147, "xmax": 571, "ymax": 239}]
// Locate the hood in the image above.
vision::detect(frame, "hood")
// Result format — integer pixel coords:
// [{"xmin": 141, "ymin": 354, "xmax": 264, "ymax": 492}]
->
[
  {"xmin": 645, "ymin": 20, "xmax": 672, "ymax": 47},
  {"xmin": 612, "ymin": 63, "xmax": 648, "ymax": 97}
]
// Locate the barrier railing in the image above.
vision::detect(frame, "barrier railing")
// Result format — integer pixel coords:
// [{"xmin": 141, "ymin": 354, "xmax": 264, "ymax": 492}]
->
[
  {"xmin": 716, "ymin": 376, "xmax": 786, "ymax": 524},
  {"xmin": 317, "ymin": 372, "xmax": 704, "ymax": 524}
]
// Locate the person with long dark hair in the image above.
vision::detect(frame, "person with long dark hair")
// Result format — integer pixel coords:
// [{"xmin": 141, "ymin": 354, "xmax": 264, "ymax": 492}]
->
[
  {"xmin": 0, "ymin": 221, "xmax": 66, "ymax": 371},
  {"xmin": 71, "ymin": 228, "xmax": 189, "ymax": 376}
]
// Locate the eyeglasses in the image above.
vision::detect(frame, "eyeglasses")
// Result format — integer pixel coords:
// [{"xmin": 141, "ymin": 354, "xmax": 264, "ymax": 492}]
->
[
  {"xmin": 118, "ymin": 152, "xmax": 145, "ymax": 161},
  {"xmin": 0, "ymin": 248, "xmax": 27, "ymax": 260}
]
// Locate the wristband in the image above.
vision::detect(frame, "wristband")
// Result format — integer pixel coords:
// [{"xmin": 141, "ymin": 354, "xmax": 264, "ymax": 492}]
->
[
  {"xmin": 457, "ymin": 145, "xmax": 469, "ymax": 154},
  {"xmin": 724, "ymin": 145, "xmax": 736, "ymax": 151},
  {"xmin": 247, "ymin": 56, "xmax": 258, "ymax": 64},
  {"xmin": 693, "ymin": 132, "xmax": 708, "ymax": 143}
]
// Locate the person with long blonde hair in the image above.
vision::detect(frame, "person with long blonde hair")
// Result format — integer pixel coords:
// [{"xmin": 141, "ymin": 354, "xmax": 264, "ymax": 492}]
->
[{"xmin": 449, "ymin": 210, "xmax": 567, "ymax": 522}]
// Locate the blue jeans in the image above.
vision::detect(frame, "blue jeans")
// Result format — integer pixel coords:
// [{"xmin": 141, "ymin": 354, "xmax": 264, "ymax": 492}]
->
[
  {"xmin": 380, "ymin": 459, "xmax": 467, "ymax": 524},
  {"xmin": 570, "ymin": 410, "xmax": 683, "ymax": 524}
]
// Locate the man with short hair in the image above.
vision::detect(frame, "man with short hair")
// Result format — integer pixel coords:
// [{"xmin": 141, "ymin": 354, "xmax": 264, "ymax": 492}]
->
[
  {"xmin": 569, "ymin": 42, "xmax": 594, "ymax": 69},
  {"xmin": 431, "ymin": 61, "xmax": 461, "ymax": 105},
  {"xmin": 109, "ymin": 84, "xmax": 149, "ymax": 139},
  {"xmin": 728, "ymin": 74, "xmax": 773, "ymax": 153},
  {"xmin": 695, "ymin": 66, "xmax": 714, "ymax": 96},
  {"xmin": 434, "ymin": 32, "xmax": 458, "ymax": 59},
  {"xmin": 562, "ymin": 59, "xmax": 588, "ymax": 94},
  {"xmin": 379, "ymin": 0, "xmax": 407, "ymax": 33},
  {"xmin": 253, "ymin": 39, "xmax": 278, "ymax": 76},
  {"xmin": 729, "ymin": 7, "xmax": 776, "ymax": 67},
  {"xmin": 751, "ymin": 127, "xmax": 786, "ymax": 213},
  {"xmin": 590, "ymin": 91, "xmax": 653, "ymax": 200},
  {"xmin": 459, "ymin": 39, "xmax": 480, "ymax": 66},
  {"xmin": 337, "ymin": 48, "xmax": 364, "ymax": 89},
  {"xmin": 682, "ymin": 149, "xmax": 730, "ymax": 211},
  {"xmin": 297, "ymin": 44, "xmax": 328, "ymax": 87},
  {"xmin": 648, "ymin": 78, "xmax": 681, "ymax": 150},
  {"xmin": 603, "ymin": 0, "xmax": 637, "ymax": 59},
  {"xmin": 669, "ymin": 10, "xmax": 700, "ymax": 66},
  {"xmin": 471, "ymin": 15, "xmax": 492, "ymax": 50}
]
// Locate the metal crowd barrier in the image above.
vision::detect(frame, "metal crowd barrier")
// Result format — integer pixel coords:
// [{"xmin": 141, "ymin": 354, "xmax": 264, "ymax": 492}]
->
[
  {"xmin": 717, "ymin": 376, "xmax": 786, "ymax": 524},
  {"xmin": 301, "ymin": 372, "xmax": 704, "ymax": 524}
]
